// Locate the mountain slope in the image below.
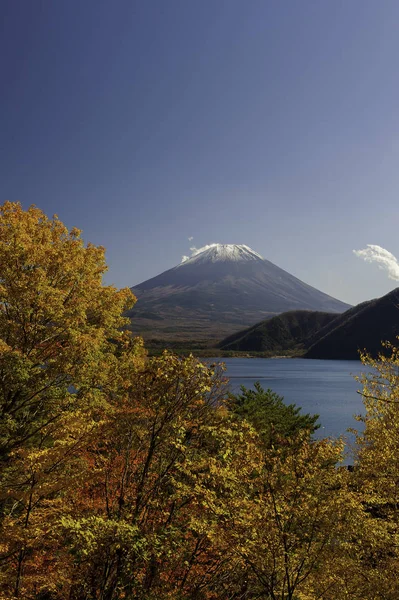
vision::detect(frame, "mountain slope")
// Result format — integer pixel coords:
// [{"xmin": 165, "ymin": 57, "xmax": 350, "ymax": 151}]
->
[
  {"xmin": 304, "ymin": 288, "xmax": 399, "ymax": 360},
  {"xmin": 127, "ymin": 244, "xmax": 351, "ymax": 342},
  {"xmin": 219, "ymin": 310, "xmax": 338, "ymax": 352}
]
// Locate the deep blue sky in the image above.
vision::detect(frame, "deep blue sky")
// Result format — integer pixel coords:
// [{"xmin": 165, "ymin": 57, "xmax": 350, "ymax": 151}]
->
[{"xmin": 2, "ymin": 0, "xmax": 399, "ymax": 305}]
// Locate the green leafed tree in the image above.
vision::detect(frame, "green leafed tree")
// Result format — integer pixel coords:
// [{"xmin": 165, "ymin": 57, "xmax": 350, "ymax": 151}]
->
[{"xmin": 228, "ymin": 381, "xmax": 319, "ymax": 448}]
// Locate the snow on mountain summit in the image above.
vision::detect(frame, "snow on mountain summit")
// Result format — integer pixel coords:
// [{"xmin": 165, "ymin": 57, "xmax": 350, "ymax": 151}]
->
[{"xmin": 179, "ymin": 243, "xmax": 263, "ymax": 266}]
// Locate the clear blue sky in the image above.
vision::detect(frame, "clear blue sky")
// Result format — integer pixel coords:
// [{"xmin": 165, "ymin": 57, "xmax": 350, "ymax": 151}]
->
[{"xmin": 2, "ymin": 0, "xmax": 399, "ymax": 305}]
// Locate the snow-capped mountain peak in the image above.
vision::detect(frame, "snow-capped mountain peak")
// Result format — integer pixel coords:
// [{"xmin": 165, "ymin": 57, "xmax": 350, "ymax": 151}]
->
[
  {"xmin": 179, "ymin": 243, "xmax": 263, "ymax": 266},
  {"xmin": 129, "ymin": 241, "xmax": 351, "ymax": 342}
]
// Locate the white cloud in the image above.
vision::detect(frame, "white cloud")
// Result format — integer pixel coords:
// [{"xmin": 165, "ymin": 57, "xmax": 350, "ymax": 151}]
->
[
  {"xmin": 353, "ymin": 244, "xmax": 399, "ymax": 281},
  {"xmin": 180, "ymin": 243, "xmax": 218, "ymax": 264},
  {"xmin": 188, "ymin": 236, "xmax": 194, "ymax": 241},
  {"xmin": 189, "ymin": 243, "xmax": 217, "ymax": 256}
]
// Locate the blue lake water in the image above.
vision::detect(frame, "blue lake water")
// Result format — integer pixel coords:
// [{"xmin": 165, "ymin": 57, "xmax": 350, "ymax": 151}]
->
[{"xmin": 205, "ymin": 358, "xmax": 369, "ymax": 457}]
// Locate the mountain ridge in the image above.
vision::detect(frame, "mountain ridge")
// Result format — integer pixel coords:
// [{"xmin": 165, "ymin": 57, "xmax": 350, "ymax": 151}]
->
[
  {"xmin": 218, "ymin": 287, "xmax": 399, "ymax": 359},
  {"xmin": 304, "ymin": 288, "xmax": 399, "ymax": 359},
  {"xmin": 219, "ymin": 310, "xmax": 338, "ymax": 353}
]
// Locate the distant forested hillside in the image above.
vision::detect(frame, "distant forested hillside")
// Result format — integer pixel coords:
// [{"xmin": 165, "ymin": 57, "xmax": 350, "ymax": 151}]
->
[
  {"xmin": 219, "ymin": 310, "xmax": 338, "ymax": 353},
  {"xmin": 219, "ymin": 289, "xmax": 399, "ymax": 360},
  {"xmin": 305, "ymin": 288, "xmax": 399, "ymax": 359}
]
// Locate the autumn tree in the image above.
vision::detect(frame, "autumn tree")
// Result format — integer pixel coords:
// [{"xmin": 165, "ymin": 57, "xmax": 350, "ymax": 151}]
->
[
  {"xmin": 347, "ymin": 342, "xmax": 399, "ymax": 598},
  {"xmin": 304, "ymin": 340, "xmax": 399, "ymax": 599},
  {"xmin": 2, "ymin": 200, "xmax": 394, "ymax": 600},
  {"xmin": 0, "ymin": 202, "xmax": 144, "ymax": 597},
  {"xmin": 55, "ymin": 352, "xmax": 262, "ymax": 600}
]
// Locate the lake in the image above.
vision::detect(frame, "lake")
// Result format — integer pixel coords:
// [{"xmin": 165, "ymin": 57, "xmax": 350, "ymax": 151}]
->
[{"xmin": 206, "ymin": 357, "xmax": 369, "ymax": 459}]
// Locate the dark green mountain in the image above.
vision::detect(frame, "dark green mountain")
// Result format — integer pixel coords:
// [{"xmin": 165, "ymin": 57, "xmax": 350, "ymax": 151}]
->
[
  {"xmin": 219, "ymin": 288, "xmax": 399, "ymax": 360},
  {"xmin": 305, "ymin": 288, "xmax": 399, "ymax": 359},
  {"xmin": 219, "ymin": 310, "xmax": 337, "ymax": 353}
]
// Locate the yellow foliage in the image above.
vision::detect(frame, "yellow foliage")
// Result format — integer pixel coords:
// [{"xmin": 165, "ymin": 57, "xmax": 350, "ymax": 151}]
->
[
  {"xmin": 3, "ymin": 201, "xmax": 399, "ymax": 599},
  {"xmin": 0, "ymin": 202, "xmax": 145, "ymax": 598}
]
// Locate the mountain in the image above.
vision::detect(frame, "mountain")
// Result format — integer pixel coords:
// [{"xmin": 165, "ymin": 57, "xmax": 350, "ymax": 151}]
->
[
  {"xmin": 219, "ymin": 288, "xmax": 399, "ymax": 359},
  {"xmin": 219, "ymin": 310, "xmax": 338, "ymax": 353},
  {"xmin": 304, "ymin": 288, "xmax": 399, "ymax": 360},
  {"xmin": 127, "ymin": 244, "xmax": 351, "ymax": 342}
]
